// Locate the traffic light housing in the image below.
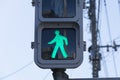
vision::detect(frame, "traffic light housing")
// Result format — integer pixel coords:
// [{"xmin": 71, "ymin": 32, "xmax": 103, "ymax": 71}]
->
[{"xmin": 33, "ymin": 0, "xmax": 83, "ymax": 69}]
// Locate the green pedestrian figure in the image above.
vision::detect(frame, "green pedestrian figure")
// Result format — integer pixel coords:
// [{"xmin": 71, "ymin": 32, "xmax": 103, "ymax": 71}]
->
[{"xmin": 48, "ymin": 30, "xmax": 68, "ymax": 59}]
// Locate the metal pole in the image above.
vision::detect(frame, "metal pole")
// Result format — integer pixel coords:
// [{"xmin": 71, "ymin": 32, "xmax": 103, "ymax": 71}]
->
[{"xmin": 52, "ymin": 69, "xmax": 69, "ymax": 80}]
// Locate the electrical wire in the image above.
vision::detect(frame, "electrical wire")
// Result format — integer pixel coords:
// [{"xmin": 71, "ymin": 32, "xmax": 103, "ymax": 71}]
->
[
  {"xmin": 0, "ymin": 61, "xmax": 33, "ymax": 80},
  {"xmin": 43, "ymin": 71, "xmax": 51, "ymax": 80},
  {"xmin": 118, "ymin": 0, "xmax": 120, "ymax": 14},
  {"xmin": 97, "ymin": 0, "xmax": 109, "ymax": 77},
  {"xmin": 96, "ymin": 0, "xmax": 100, "ymax": 30},
  {"xmin": 113, "ymin": 36, "xmax": 120, "ymax": 42},
  {"xmin": 97, "ymin": 0, "xmax": 101, "ymax": 45},
  {"xmin": 104, "ymin": 0, "xmax": 118, "ymax": 77}
]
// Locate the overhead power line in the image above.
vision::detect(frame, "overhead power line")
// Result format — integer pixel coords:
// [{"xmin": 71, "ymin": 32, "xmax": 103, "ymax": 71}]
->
[
  {"xmin": 97, "ymin": 0, "xmax": 109, "ymax": 77},
  {"xmin": 118, "ymin": 0, "xmax": 120, "ymax": 14},
  {"xmin": 43, "ymin": 71, "xmax": 51, "ymax": 80},
  {"xmin": 104, "ymin": 0, "xmax": 118, "ymax": 77},
  {"xmin": 0, "ymin": 61, "xmax": 33, "ymax": 80}
]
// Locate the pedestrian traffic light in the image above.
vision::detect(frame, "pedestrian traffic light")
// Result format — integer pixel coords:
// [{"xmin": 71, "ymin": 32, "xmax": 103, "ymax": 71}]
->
[
  {"xmin": 34, "ymin": 22, "xmax": 83, "ymax": 68},
  {"xmin": 33, "ymin": 0, "xmax": 83, "ymax": 69}
]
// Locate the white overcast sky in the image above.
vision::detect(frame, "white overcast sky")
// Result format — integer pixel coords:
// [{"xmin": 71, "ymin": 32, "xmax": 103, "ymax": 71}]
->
[{"xmin": 0, "ymin": 0, "xmax": 120, "ymax": 80}]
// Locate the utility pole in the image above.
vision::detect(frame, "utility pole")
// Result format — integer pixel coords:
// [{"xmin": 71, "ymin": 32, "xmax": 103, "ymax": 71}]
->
[{"xmin": 88, "ymin": 0, "xmax": 101, "ymax": 78}]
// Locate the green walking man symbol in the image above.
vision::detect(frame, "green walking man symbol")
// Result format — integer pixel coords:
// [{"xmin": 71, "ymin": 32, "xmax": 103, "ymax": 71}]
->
[{"xmin": 48, "ymin": 30, "xmax": 68, "ymax": 59}]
